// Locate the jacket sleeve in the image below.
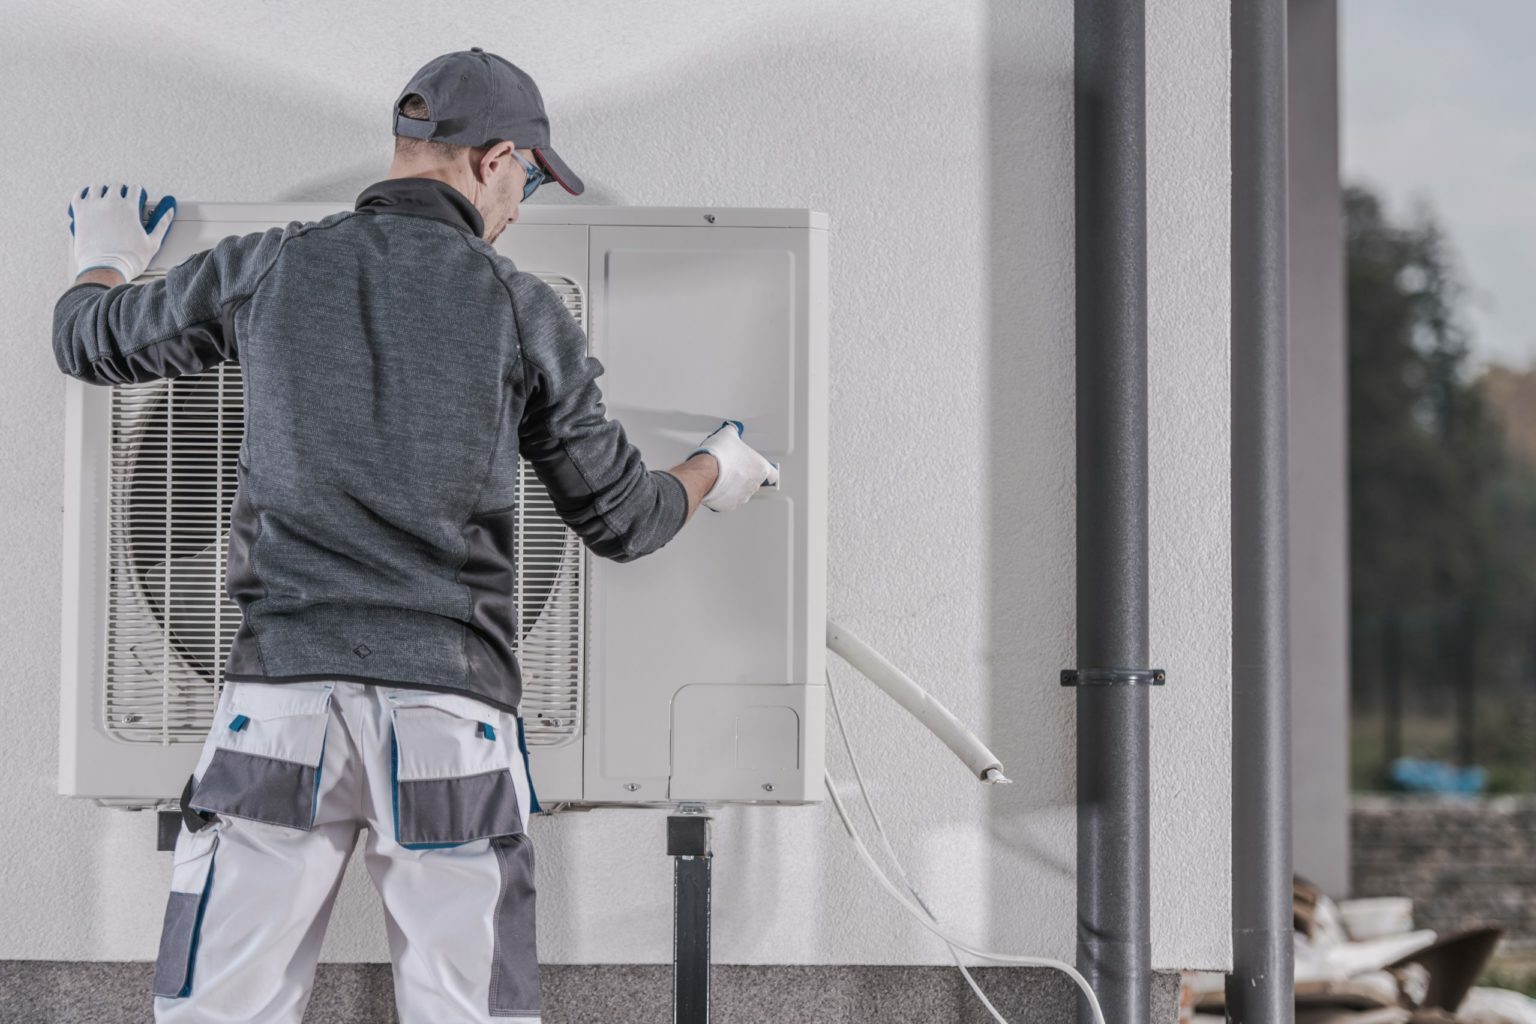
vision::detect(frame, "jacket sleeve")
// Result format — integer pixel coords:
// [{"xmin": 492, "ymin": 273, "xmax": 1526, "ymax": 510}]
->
[
  {"xmin": 52, "ymin": 225, "xmax": 289, "ymax": 386},
  {"xmin": 508, "ymin": 270, "xmax": 689, "ymax": 563}
]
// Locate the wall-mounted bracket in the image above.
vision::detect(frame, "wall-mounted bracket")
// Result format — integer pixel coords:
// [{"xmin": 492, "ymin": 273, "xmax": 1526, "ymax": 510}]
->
[{"xmin": 1061, "ymin": 668, "xmax": 1167, "ymax": 687}]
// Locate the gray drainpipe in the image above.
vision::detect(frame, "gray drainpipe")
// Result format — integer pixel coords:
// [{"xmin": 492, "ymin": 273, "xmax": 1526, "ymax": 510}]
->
[
  {"xmin": 1229, "ymin": 1, "xmax": 1294, "ymax": 1023},
  {"xmin": 1071, "ymin": 0, "xmax": 1153, "ymax": 1022}
]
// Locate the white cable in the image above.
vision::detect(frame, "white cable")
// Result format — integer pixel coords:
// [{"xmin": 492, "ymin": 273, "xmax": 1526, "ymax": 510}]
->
[
  {"xmin": 826, "ymin": 667, "xmax": 1013, "ymax": 1023},
  {"xmin": 823, "ymin": 666, "xmax": 1109, "ymax": 1024},
  {"xmin": 822, "ymin": 765, "xmax": 1108, "ymax": 1024}
]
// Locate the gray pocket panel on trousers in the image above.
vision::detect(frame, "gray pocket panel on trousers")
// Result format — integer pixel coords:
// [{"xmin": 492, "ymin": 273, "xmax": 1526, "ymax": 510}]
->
[
  {"xmin": 150, "ymin": 891, "xmax": 203, "ymax": 999},
  {"xmin": 397, "ymin": 767, "xmax": 523, "ymax": 846},
  {"xmin": 192, "ymin": 746, "xmax": 319, "ymax": 830},
  {"xmin": 489, "ymin": 831, "xmax": 541, "ymax": 1017}
]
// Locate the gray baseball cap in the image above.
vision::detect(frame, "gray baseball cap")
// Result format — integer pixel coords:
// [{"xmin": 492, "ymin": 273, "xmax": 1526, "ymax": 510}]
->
[{"xmin": 393, "ymin": 48, "xmax": 585, "ymax": 196}]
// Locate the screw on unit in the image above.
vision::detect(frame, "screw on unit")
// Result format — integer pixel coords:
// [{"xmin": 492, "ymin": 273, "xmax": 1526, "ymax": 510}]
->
[
  {"xmin": 704, "ymin": 214, "xmax": 716, "ymax": 224},
  {"xmin": 623, "ymin": 782, "xmax": 641, "ymax": 792},
  {"xmin": 762, "ymin": 783, "xmax": 774, "ymax": 792}
]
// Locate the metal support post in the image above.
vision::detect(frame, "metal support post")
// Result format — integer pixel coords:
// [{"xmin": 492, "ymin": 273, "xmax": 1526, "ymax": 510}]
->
[{"xmin": 669, "ymin": 803, "xmax": 713, "ymax": 1024}]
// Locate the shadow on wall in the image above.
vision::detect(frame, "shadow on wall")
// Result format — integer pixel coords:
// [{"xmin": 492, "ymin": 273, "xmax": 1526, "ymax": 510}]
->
[{"xmin": 982, "ymin": 0, "xmax": 1079, "ymax": 907}]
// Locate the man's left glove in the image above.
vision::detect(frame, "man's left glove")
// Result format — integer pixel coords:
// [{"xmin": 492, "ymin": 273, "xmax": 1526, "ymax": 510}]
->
[{"xmin": 68, "ymin": 184, "xmax": 177, "ymax": 281}]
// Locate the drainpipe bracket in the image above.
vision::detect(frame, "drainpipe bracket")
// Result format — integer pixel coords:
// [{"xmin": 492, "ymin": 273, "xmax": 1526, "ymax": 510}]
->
[{"xmin": 1060, "ymin": 668, "xmax": 1167, "ymax": 687}]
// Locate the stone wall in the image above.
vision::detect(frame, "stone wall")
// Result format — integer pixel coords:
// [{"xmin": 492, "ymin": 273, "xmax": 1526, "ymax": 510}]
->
[
  {"xmin": 1352, "ymin": 796, "xmax": 1536, "ymax": 947},
  {"xmin": 0, "ymin": 963, "xmax": 1185, "ymax": 1024}
]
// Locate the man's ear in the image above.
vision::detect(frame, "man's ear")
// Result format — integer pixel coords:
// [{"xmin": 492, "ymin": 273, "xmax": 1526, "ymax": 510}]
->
[{"xmin": 476, "ymin": 142, "xmax": 515, "ymax": 184}]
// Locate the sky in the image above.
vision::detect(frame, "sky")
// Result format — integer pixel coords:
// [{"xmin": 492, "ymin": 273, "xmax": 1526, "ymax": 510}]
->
[{"xmin": 1343, "ymin": 0, "xmax": 1536, "ymax": 372}]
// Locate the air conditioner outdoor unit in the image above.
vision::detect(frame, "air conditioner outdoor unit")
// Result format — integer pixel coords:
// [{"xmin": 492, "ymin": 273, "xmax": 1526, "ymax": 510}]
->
[{"xmin": 59, "ymin": 202, "xmax": 828, "ymax": 811}]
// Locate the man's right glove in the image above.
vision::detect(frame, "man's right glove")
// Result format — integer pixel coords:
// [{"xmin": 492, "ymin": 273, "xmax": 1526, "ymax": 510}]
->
[{"xmin": 690, "ymin": 420, "xmax": 779, "ymax": 513}]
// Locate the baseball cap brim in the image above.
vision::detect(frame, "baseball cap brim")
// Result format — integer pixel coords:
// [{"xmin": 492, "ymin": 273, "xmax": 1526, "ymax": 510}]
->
[{"xmin": 532, "ymin": 147, "xmax": 585, "ymax": 196}]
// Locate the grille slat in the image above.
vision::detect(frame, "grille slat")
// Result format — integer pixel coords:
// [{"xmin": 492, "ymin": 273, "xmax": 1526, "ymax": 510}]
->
[{"xmin": 104, "ymin": 273, "xmax": 587, "ymax": 749}]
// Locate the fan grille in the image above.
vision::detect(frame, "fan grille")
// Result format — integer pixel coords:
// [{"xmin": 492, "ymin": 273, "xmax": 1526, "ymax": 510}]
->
[{"xmin": 102, "ymin": 273, "xmax": 587, "ymax": 748}]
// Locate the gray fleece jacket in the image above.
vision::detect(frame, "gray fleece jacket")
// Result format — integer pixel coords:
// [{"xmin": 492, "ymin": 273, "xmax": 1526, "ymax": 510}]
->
[{"xmin": 53, "ymin": 177, "xmax": 687, "ymax": 713}]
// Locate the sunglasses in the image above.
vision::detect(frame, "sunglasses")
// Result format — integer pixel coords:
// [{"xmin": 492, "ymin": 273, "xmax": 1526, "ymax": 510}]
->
[{"xmin": 512, "ymin": 151, "xmax": 547, "ymax": 201}]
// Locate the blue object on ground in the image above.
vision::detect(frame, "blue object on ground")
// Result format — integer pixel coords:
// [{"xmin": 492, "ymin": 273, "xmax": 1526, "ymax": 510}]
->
[{"xmin": 1388, "ymin": 756, "xmax": 1486, "ymax": 795}]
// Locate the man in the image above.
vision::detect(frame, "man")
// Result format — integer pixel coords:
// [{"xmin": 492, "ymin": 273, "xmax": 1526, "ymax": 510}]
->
[{"xmin": 53, "ymin": 49, "xmax": 776, "ymax": 1023}]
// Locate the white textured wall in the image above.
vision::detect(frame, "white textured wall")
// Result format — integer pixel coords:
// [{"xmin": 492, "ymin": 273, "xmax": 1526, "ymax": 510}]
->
[{"xmin": 1, "ymin": 0, "xmax": 1230, "ymax": 971}]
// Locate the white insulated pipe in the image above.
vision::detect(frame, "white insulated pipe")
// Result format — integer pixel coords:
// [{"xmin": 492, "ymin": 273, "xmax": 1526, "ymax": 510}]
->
[{"xmin": 825, "ymin": 620, "xmax": 1010, "ymax": 785}]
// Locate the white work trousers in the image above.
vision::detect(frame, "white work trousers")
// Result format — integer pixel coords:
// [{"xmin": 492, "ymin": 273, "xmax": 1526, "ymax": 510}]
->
[{"xmin": 151, "ymin": 679, "xmax": 541, "ymax": 1023}]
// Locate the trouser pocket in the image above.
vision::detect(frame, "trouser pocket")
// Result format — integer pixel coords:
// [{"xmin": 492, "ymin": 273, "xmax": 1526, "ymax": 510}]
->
[
  {"xmin": 490, "ymin": 831, "xmax": 540, "ymax": 1018},
  {"xmin": 151, "ymin": 824, "xmax": 221, "ymax": 999},
  {"xmin": 190, "ymin": 680, "xmax": 334, "ymax": 830},
  {"xmin": 388, "ymin": 690, "xmax": 526, "ymax": 847}
]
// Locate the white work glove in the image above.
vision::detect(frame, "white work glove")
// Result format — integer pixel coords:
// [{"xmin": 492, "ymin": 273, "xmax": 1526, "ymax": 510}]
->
[
  {"xmin": 690, "ymin": 420, "xmax": 779, "ymax": 513},
  {"xmin": 68, "ymin": 184, "xmax": 177, "ymax": 281}
]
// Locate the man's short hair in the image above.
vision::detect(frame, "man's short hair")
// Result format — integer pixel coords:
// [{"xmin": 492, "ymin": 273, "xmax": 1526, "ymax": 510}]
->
[{"xmin": 394, "ymin": 94, "xmax": 470, "ymax": 161}]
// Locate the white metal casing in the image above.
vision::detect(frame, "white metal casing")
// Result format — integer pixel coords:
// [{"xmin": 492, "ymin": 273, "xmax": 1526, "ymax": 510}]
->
[{"xmin": 58, "ymin": 202, "xmax": 828, "ymax": 810}]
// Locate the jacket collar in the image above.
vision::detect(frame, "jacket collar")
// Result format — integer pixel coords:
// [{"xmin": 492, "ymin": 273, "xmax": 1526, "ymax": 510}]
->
[{"xmin": 354, "ymin": 177, "xmax": 485, "ymax": 239}]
